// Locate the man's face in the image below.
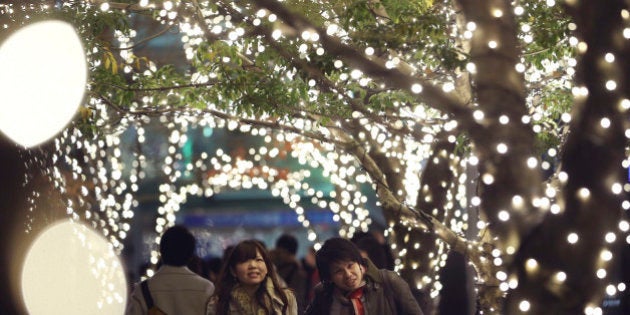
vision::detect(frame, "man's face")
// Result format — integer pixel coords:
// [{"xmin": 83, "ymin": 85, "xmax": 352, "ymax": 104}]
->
[{"xmin": 329, "ymin": 260, "xmax": 365, "ymax": 292}]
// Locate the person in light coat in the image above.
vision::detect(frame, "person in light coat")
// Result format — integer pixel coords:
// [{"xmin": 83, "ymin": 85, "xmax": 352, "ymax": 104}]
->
[
  {"xmin": 125, "ymin": 225, "xmax": 215, "ymax": 315},
  {"xmin": 206, "ymin": 239, "xmax": 297, "ymax": 315}
]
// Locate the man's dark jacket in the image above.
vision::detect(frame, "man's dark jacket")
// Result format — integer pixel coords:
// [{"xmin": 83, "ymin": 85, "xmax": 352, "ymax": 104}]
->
[{"xmin": 305, "ymin": 258, "xmax": 424, "ymax": 315}]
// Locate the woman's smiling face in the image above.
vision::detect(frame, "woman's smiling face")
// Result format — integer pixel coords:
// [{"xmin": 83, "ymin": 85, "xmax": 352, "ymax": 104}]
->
[{"xmin": 233, "ymin": 249, "xmax": 268, "ymax": 286}]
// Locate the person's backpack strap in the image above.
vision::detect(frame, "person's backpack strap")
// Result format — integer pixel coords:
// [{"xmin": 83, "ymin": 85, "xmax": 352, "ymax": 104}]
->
[
  {"xmin": 379, "ymin": 269, "xmax": 399, "ymax": 314},
  {"xmin": 140, "ymin": 280, "xmax": 155, "ymax": 309}
]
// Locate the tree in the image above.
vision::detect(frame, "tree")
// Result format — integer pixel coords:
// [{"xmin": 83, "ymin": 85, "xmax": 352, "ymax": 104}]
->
[{"xmin": 1, "ymin": 0, "xmax": 628, "ymax": 314}]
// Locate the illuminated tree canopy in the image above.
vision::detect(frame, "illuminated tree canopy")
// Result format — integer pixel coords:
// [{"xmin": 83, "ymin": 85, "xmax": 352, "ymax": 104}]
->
[{"xmin": 1, "ymin": 0, "xmax": 629, "ymax": 314}]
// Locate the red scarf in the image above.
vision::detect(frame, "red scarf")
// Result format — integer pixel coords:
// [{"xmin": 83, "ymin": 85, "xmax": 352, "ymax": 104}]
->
[{"xmin": 346, "ymin": 287, "xmax": 365, "ymax": 315}]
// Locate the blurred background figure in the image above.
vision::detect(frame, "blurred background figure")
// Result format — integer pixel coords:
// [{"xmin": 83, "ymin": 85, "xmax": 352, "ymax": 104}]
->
[
  {"xmin": 188, "ymin": 254, "xmax": 205, "ymax": 277},
  {"xmin": 300, "ymin": 246, "xmax": 320, "ymax": 303},
  {"xmin": 125, "ymin": 225, "xmax": 215, "ymax": 315},
  {"xmin": 269, "ymin": 233, "xmax": 308, "ymax": 314},
  {"xmin": 351, "ymin": 230, "xmax": 395, "ymax": 270},
  {"xmin": 203, "ymin": 256, "xmax": 224, "ymax": 284}
]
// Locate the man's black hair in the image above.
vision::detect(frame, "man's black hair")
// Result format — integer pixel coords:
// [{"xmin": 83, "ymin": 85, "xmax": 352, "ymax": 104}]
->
[
  {"xmin": 275, "ymin": 233, "xmax": 299, "ymax": 255},
  {"xmin": 315, "ymin": 237, "xmax": 365, "ymax": 282},
  {"xmin": 160, "ymin": 225, "xmax": 196, "ymax": 266}
]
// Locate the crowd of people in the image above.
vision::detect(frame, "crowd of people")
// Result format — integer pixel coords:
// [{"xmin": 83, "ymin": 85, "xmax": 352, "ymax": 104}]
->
[{"xmin": 125, "ymin": 225, "xmax": 424, "ymax": 315}]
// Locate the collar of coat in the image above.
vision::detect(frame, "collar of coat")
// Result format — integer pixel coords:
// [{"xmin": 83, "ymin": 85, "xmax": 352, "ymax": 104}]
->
[
  {"xmin": 264, "ymin": 277, "xmax": 288, "ymax": 306},
  {"xmin": 230, "ymin": 277, "xmax": 288, "ymax": 311},
  {"xmin": 362, "ymin": 258, "xmax": 383, "ymax": 285}
]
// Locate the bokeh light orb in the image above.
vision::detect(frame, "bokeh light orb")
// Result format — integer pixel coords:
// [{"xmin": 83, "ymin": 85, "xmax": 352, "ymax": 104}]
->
[
  {"xmin": 21, "ymin": 220, "xmax": 127, "ymax": 314},
  {"xmin": 0, "ymin": 20, "xmax": 86, "ymax": 147}
]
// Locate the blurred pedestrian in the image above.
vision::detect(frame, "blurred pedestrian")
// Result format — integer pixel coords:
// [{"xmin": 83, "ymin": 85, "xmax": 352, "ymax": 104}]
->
[
  {"xmin": 354, "ymin": 235, "xmax": 390, "ymax": 270},
  {"xmin": 269, "ymin": 234, "xmax": 308, "ymax": 313},
  {"xmin": 125, "ymin": 225, "xmax": 215, "ymax": 315},
  {"xmin": 204, "ymin": 256, "xmax": 224, "ymax": 283},
  {"xmin": 351, "ymin": 230, "xmax": 395, "ymax": 270},
  {"xmin": 301, "ymin": 246, "xmax": 320, "ymax": 302}
]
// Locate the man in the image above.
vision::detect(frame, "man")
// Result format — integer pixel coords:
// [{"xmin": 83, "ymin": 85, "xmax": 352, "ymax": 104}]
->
[
  {"xmin": 269, "ymin": 233, "xmax": 308, "ymax": 313},
  {"xmin": 125, "ymin": 225, "xmax": 214, "ymax": 314},
  {"xmin": 306, "ymin": 237, "xmax": 423, "ymax": 315}
]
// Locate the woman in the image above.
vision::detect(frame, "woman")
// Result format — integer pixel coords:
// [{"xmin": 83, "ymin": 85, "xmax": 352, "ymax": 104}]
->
[{"xmin": 206, "ymin": 239, "xmax": 298, "ymax": 315}]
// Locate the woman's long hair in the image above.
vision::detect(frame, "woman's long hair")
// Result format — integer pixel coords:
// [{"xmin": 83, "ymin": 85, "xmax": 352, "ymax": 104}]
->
[{"xmin": 214, "ymin": 239, "xmax": 290, "ymax": 314}]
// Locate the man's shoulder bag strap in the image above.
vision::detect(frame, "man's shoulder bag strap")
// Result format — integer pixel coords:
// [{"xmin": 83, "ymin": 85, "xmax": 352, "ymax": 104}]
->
[{"xmin": 140, "ymin": 280, "xmax": 167, "ymax": 315}]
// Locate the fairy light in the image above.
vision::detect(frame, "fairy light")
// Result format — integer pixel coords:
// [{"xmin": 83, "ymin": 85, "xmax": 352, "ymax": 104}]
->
[
  {"xmin": 411, "ymin": 83, "xmax": 423, "ymax": 94},
  {"xmin": 555, "ymin": 271, "xmax": 567, "ymax": 282},
  {"xmin": 519, "ymin": 300, "xmax": 531, "ymax": 312},
  {"xmin": 99, "ymin": 2, "xmax": 109, "ymax": 11},
  {"xmin": 473, "ymin": 110, "xmax": 485, "ymax": 121},
  {"xmin": 525, "ymin": 258, "xmax": 539, "ymax": 272},
  {"xmin": 585, "ymin": 305, "xmax": 603, "ymax": 315},
  {"xmin": 604, "ymin": 232, "xmax": 616, "ymax": 243},
  {"xmin": 496, "ymin": 143, "xmax": 508, "ymax": 154},
  {"xmin": 600, "ymin": 250, "xmax": 613, "ymax": 262},
  {"xmin": 498, "ymin": 210, "xmax": 510, "ymax": 221},
  {"xmin": 567, "ymin": 232, "xmax": 579, "ymax": 244},
  {"xmin": 577, "ymin": 188, "xmax": 591, "ymax": 200}
]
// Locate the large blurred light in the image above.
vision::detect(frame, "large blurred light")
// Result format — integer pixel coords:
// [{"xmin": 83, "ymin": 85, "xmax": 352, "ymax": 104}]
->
[
  {"xmin": 0, "ymin": 20, "xmax": 86, "ymax": 147},
  {"xmin": 21, "ymin": 220, "xmax": 127, "ymax": 314}
]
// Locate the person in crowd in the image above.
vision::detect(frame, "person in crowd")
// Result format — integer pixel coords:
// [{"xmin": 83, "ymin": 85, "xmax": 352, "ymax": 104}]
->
[
  {"xmin": 223, "ymin": 245, "xmax": 235, "ymax": 261},
  {"xmin": 354, "ymin": 234, "xmax": 390, "ymax": 270},
  {"xmin": 204, "ymin": 256, "xmax": 224, "ymax": 283},
  {"xmin": 125, "ymin": 225, "xmax": 215, "ymax": 315},
  {"xmin": 371, "ymin": 230, "xmax": 396, "ymax": 270},
  {"xmin": 305, "ymin": 237, "xmax": 423, "ymax": 315},
  {"xmin": 351, "ymin": 230, "xmax": 395, "ymax": 270},
  {"xmin": 189, "ymin": 253, "xmax": 205, "ymax": 276},
  {"xmin": 300, "ymin": 246, "xmax": 320, "ymax": 302},
  {"xmin": 206, "ymin": 239, "xmax": 298, "ymax": 315},
  {"xmin": 269, "ymin": 234, "xmax": 308, "ymax": 313}
]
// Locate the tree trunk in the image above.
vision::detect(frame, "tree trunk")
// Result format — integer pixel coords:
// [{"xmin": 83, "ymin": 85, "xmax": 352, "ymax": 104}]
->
[{"xmin": 506, "ymin": 1, "xmax": 628, "ymax": 313}]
